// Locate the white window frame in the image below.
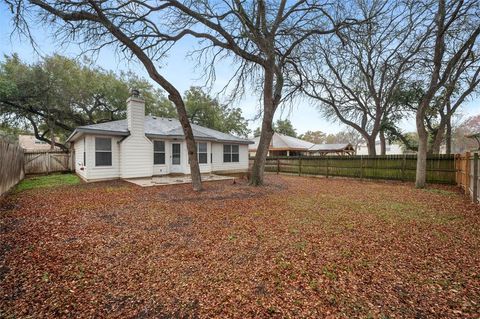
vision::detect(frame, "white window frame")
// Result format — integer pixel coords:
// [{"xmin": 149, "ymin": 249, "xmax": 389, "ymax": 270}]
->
[
  {"xmin": 223, "ymin": 144, "xmax": 239, "ymax": 163},
  {"xmin": 153, "ymin": 140, "xmax": 166, "ymax": 165},
  {"xmin": 95, "ymin": 137, "xmax": 112, "ymax": 167},
  {"xmin": 197, "ymin": 142, "xmax": 208, "ymax": 164}
]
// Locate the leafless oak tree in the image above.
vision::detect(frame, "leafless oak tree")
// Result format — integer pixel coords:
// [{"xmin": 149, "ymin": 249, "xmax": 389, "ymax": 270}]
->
[
  {"xmin": 5, "ymin": 0, "xmax": 205, "ymax": 190},
  {"xmin": 6, "ymin": 0, "xmax": 370, "ymax": 186},
  {"xmin": 298, "ymin": 1, "xmax": 433, "ymax": 156},
  {"xmin": 153, "ymin": 0, "xmax": 368, "ymax": 185},
  {"xmin": 413, "ymin": 0, "xmax": 480, "ymax": 188}
]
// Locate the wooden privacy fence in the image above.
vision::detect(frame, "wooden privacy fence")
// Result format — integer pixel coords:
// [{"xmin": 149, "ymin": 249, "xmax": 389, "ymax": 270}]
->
[
  {"xmin": 0, "ymin": 139, "xmax": 25, "ymax": 196},
  {"xmin": 456, "ymin": 152, "xmax": 479, "ymax": 203},
  {"xmin": 24, "ymin": 150, "xmax": 73, "ymax": 175},
  {"xmin": 254, "ymin": 154, "xmax": 456, "ymax": 184}
]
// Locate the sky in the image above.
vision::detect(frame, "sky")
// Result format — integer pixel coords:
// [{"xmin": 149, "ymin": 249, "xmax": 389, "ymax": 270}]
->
[{"xmin": 0, "ymin": 4, "xmax": 478, "ymax": 136}]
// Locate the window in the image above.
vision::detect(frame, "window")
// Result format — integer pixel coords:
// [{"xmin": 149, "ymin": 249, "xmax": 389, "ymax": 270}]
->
[
  {"xmin": 197, "ymin": 142, "xmax": 208, "ymax": 164},
  {"xmin": 223, "ymin": 144, "xmax": 239, "ymax": 163},
  {"xmin": 95, "ymin": 137, "xmax": 112, "ymax": 166},
  {"xmin": 172, "ymin": 143, "xmax": 181, "ymax": 165},
  {"xmin": 153, "ymin": 141, "xmax": 165, "ymax": 165}
]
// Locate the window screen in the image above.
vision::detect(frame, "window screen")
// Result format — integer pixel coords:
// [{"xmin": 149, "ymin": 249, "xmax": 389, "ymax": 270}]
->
[
  {"xmin": 153, "ymin": 141, "xmax": 165, "ymax": 165},
  {"xmin": 95, "ymin": 137, "xmax": 112, "ymax": 166},
  {"xmin": 223, "ymin": 144, "xmax": 239, "ymax": 163},
  {"xmin": 197, "ymin": 142, "xmax": 208, "ymax": 164}
]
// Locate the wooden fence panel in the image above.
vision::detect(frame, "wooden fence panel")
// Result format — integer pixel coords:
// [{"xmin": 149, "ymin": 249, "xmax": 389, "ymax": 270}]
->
[
  {"xmin": 0, "ymin": 139, "xmax": 24, "ymax": 196},
  {"xmin": 24, "ymin": 150, "xmax": 72, "ymax": 175},
  {"xmin": 256, "ymin": 154, "xmax": 457, "ymax": 184},
  {"xmin": 469, "ymin": 153, "xmax": 479, "ymax": 203}
]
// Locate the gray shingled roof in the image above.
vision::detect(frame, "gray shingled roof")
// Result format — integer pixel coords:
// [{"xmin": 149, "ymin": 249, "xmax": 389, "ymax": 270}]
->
[
  {"xmin": 308, "ymin": 143, "xmax": 353, "ymax": 151},
  {"xmin": 249, "ymin": 133, "xmax": 314, "ymax": 150},
  {"xmin": 67, "ymin": 116, "xmax": 251, "ymax": 144}
]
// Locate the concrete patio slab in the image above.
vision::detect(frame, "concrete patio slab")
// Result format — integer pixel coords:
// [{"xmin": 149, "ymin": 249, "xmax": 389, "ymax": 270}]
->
[{"xmin": 125, "ymin": 174, "xmax": 234, "ymax": 187}]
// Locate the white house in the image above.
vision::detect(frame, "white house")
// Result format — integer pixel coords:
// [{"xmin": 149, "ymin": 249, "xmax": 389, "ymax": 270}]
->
[
  {"xmin": 249, "ymin": 133, "xmax": 356, "ymax": 156},
  {"xmin": 66, "ymin": 93, "xmax": 252, "ymax": 182},
  {"xmin": 356, "ymin": 141, "xmax": 404, "ymax": 155}
]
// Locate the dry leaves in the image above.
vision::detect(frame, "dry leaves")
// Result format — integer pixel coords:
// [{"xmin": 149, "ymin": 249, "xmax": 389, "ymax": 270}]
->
[{"xmin": 1, "ymin": 175, "xmax": 479, "ymax": 318}]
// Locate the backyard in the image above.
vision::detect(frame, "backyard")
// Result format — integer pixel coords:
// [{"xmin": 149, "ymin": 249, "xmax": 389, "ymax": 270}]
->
[{"xmin": 1, "ymin": 174, "xmax": 479, "ymax": 318}]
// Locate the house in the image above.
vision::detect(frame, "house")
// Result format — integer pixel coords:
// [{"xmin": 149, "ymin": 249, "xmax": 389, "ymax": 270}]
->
[
  {"xmin": 249, "ymin": 133, "xmax": 313, "ymax": 157},
  {"xmin": 66, "ymin": 92, "xmax": 252, "ymax": 182},
  {"xmin": 248, "ymin": 132, "xmax": 356, "ymax": 157},
  {"xmin": 308, "ymin": 143, "xmax": 355, "ymax": 156},
  {"xmin": 18, "ymin": 135, "xmax": 60, "ymax": 151},
  {"xmin": 356, "ymin": 141, "xmax": 404, "ymax": 155}
]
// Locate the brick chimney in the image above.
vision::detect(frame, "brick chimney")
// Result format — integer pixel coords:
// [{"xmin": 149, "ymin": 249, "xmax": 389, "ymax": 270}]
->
[{"xmin": 126, "ymin": 88, "xmax": 145, "ymax": 136}]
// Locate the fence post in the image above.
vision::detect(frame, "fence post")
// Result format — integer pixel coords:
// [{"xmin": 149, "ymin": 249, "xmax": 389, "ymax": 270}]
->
[
  {"xmin": 360, "ymin": 155, "xmax": 363, "ymax": 179},
  {"xmin": 277, "ymin": 158, "xmax": 280, "ymax": 175},
  {"xmin": 47, "ymin": 152, "xmax": 51, "ymax": 175},
  {"xmin": 299, "ymin": 157, "xmax": 302, "ymax": 176},
  {"xmin": 326, "ymin": 157, "xmax": 329, "ymax": 179},
  {"xmin": 465, "ymin": 152, "xmax": 471, "ymax": 195},
  {"xmin": 401, "ymin": 154, "xmax": 406, "ymax": 181},
  {"xmin": 473, "ymin": 153, "xmax": 478, "ymax": 204}
]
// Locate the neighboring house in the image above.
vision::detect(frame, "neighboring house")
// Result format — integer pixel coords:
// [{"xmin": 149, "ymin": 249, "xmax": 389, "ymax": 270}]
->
[
  {"xmin": 309, "ymin": 143, "xmax": 355, "ymax": 156},
  {"xmin": 66, "ymin": 93, "xmax": 252, "ymax": 182},
  {"xmin": 356, "ymin": 141, "xmax": 404, "ymax": 155},
  {"xmin": 18, "ymin": 135, "xmax": 60, "ymax": 151},
  {"xmin": 248, "ymin": 133, "xmax": 355, "ymax": 156},
  {"xmin": 249, "ymin": 133, "xmax": 314, "ymax": 157}
]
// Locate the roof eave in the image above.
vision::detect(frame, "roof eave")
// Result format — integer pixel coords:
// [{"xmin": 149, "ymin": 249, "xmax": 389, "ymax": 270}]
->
[
  {"xmin": 66, "ymin": 128, "xmax": 129, "ymax": 143},
  {"xmin": 146, "ymin": 133, "xmax": 252, "ymax": 144}
]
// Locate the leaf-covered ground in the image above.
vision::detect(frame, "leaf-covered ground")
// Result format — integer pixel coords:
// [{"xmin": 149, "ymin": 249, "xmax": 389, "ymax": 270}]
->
[{"xmin": 1, "ymin": 175, "xmax": 479, "ymax": 318}]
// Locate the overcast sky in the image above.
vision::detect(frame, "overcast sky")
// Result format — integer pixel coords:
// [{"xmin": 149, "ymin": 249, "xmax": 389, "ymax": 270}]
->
[{"xmin": 0, "ymin": 4, "xmax": 478, "ymax": 136}]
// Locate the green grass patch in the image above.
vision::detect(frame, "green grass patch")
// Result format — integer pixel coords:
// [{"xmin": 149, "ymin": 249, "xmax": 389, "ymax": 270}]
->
[{"xmin": 15, "ymin": 174, "xmax": 80, "ymax": 192}]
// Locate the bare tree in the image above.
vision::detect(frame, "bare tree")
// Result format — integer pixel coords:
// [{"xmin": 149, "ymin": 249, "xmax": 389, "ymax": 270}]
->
[
  {"xmin": 6, "ymin": 0, "xmax": 205, "ymax": 190},
  {"xmin": 427, "ymin": 61, "xmax": 480, "ymax": 154},
  {"xmin": 152, "ymin": 0, "xmax": 368, "ymax": 185},
  {"xmin": 299, "ymin": 1, "xmax": 432, "ymax": 156},
  {"xmin": 414, "ymin": 0, "xmax": 480, "ymax": 188}
]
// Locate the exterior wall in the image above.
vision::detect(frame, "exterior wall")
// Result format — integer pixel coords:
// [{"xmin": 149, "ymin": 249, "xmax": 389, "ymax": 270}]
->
[
  {"xmin": 120, "ymin": 135, "xmax": 153, "ymax": 178},
  {"xmin": 73, "ymin": 137, "xmax": 87, "ymax": 180},
  {"xmin": 127, "ymin": 97, "xmax": 145, "ymax": 135},
  {"xmin": 75, "ymin": 135, "xmax": 249, "ymax": 181},
  {"xmin": 19, "ymin": 134, "xmax": 60, "ymax": 151},
  {"xmin": 120, "ymin": 96, "xmax": 154, "ymax": 179},
  {"xmin": 80, "ymin": 135, "xmax": 122, "ymax": 181},
  {"xmin": 211, "ymin": 143, "xmax": 249, "ymax": 173},
  {"xmin": 357, "ymin": 143, "xmax": 404, "ymax": 155}
]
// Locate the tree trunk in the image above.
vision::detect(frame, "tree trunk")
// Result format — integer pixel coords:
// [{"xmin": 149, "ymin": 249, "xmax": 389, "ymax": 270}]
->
[
  {"xmin": 169, "ymin": 93, "xmax": 203, "ymax": 191},
  {"xmin": 366, "ymin": 137, "xmax": 377, "ymax": 156},
  {"xmin": 445, "ymin": 116, "xmax": 452, "ymax": 154},
  {"xmin": 379, "ymin": 131, "xmax": 386, "ymax": 155},
  {"xmin": 250, "ymin": 117, "xmax": 275, "ymax": 186},
  {"xmin": 250, "ymin": 64, "xmax": 276, "ymax": 186},
  {"xmin": 415, "ymin": 111, "xmax": 428, "ymax": 188},
  {"xmin": 429, "ymin": 123, "xmax": 445, "ymax": 154}
]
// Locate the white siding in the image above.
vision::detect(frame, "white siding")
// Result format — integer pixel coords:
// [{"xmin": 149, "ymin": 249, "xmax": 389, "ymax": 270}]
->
[
  {"xmin": 211, "ymin": 143, "xmax": 249, "ymax": 173},
  {"xmin": 73, "ymin": 137, "xmax": 87, "ymax": 180},
  {"xmin": 356, "ymin": 142, "xmax": 404, "ymax": 155},
  {"xmin": 74, "ymin": 135, "xmax": 248, "ymax": 181},
  {"xmin": 82, "ymin": 135, "xmax": 122, "ymax": 181},
  {"xmin": 120, "ymin": 134, "xmax": 153, "ymax": 178},
  {"xmin": 127, "ymin": 97, "xmax": 145, "ymax": 136}
]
